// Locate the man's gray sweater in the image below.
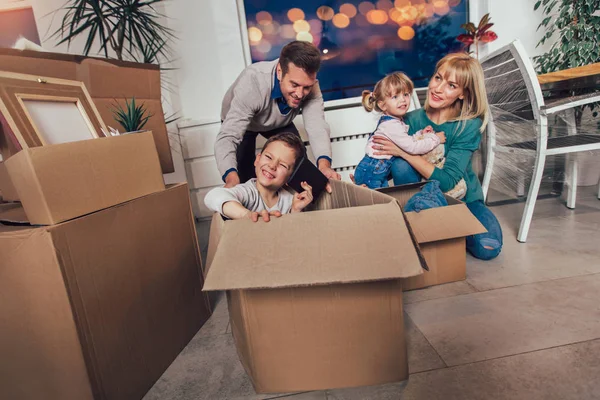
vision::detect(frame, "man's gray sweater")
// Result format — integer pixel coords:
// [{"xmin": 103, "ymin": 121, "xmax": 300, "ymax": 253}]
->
[{"xmin": 215, "ymin": 59, "xmax": 332, "ymax": 177}]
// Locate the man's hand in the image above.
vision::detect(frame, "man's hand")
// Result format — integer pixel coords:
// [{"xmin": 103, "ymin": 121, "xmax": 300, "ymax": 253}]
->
[
  {"xmin": 291, "ymin": 181, "xmax": 314, "ymax": 212},
  {"xmin": 318, "ymin": 158, "xmax": 340, "ymax": 194},
  {"xmin": 245, "ymin": 210, "xmax": 282, "ymax": 222},
  {"xmin": 224, "ymin": 171, "xmax": 241, "ymax": 188},
  {"xmin": 435, "ymin": 132, "xmax": 446, "ymax": 144},
  {"xmin": 320, "ymin": 165, "xmax": 341, "ymax": 181}
]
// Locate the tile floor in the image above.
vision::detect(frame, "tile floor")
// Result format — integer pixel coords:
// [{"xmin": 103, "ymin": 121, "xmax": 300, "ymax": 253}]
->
[{"xmin": 144, "ymin": 186, "xmax": 600, "ymax": 400}]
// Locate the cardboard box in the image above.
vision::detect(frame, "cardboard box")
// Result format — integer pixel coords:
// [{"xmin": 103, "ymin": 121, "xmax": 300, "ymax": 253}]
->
[
  {"xmin": 0, "ymin": 202, "xmax": 26, "ymax": 222},
  {"xmin": 379, "ymin": 182, "xmax": 486, "ymax": 291},
  {"xmin": 203, "ymin": 180, "xmax": 424, "ymax": 393},
  {"xmin": 0, "ymin": 183, "xmax": 211, "ymax": 400},
  {"xmin": 0, "ymin": 48, "xmax": 174, "ymax": 173},
  {"xmin": 5, "ymin": 131, "xmax": 165, "ymax": 225},
  {"xmin": 0, "ymin": 161, "xmax": 19, "ymax": 201}
]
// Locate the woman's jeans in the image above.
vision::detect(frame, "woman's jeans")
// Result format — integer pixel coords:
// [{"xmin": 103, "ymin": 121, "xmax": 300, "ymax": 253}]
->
[
  {"xmin": 390, "ymin": 158, "xmax": 503, "ymax": 260},
  {"xmin": 390, "ymin": 157, "xmax": 422, "ymax": 186}
]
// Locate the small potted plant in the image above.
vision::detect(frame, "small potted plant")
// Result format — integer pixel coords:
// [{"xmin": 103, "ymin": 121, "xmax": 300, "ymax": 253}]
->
[
  {"xmin": 111, "ymin": 97, "xmax": 153, "ymax": 134},
  {"xmin": 456, "ymin": 13, "xmax": 498, "ymax": 59}
]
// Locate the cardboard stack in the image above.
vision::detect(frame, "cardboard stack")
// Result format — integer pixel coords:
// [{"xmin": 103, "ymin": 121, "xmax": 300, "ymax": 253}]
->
[
  {"xmin": 0, "ymin": 133, "xmax": 211, "ymax": 400},
  {"xmin": 0, "ymin": 48, "xmax": 173, "ymax": 173}
]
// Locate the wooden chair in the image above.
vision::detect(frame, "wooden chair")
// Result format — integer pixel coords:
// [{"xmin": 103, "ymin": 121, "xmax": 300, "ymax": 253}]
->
[{"xmin": 480, "ymin": 39, "xmax": 600, "ymax": 242}]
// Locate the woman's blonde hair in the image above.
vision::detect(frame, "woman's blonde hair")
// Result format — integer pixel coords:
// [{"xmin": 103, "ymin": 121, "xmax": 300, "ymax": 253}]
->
[
  {"xmin": 425, "ymin": 52, "xmax": 489, "ymax": 132},
  {"xmin": 362, "ymin": 72, "xmax": 414, "ymax": 113}
]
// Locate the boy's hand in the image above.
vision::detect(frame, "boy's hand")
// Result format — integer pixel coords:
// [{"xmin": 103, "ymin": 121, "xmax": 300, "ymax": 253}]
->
[
  {"xmin": 291, "ymin": 181, "xmax": 314, "ymax": 212},
  {"xmin": 435, "ymin": 132, "xmax": 446, "ymax": 144},
  {"xmin": 245, "ymin": 210, "xmax": 282, "ymax": 222},
  {"xmin": 422, "ymin": 125, "xmax": 435, "ymax": 135}
]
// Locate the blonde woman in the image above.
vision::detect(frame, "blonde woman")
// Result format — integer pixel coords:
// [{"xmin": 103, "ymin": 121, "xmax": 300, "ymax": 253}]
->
[{"xmin": 372, "ymin": 52, "xmax": 502, "ymax": 260}]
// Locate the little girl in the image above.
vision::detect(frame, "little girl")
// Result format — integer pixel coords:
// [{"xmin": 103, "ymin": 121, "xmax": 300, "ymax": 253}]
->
[{"xmin": 354, "ymin": 72, "xmax": 445, "ymax": 189}]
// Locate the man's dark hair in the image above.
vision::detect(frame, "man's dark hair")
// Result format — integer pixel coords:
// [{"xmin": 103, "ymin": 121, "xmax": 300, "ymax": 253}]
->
[
  {"xmin": 279, "ymin": 41, "xmax": 321, "ymax": 76},
  {"xmin": 262, "ymin": 132, "xmax": 305, "ymax": 169}
]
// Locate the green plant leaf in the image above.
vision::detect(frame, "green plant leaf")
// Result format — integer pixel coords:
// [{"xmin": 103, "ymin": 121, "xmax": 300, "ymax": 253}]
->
[{"xmin": 50, "ymin": 0, "xmax": 176, "ymax": 62}]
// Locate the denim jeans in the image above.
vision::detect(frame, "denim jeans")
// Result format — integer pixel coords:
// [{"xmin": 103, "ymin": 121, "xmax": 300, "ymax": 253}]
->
[
  {"xmin": 465, "ymin": 200, "xmax": 503, "ymax": 260},
  {"xmin": 391, "ymin": 158, "xmax": 503, "ymax": 260},
  {"xmin": 354, "ymin": 155, "xmax": 393, "ymax": 189},
  {"xmin": 389, "ymin": 157, "xmax": 421, "ymax": 185}
]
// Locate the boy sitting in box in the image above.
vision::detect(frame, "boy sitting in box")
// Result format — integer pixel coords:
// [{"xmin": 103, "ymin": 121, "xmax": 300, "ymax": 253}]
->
[{"xmin": 204, "ymin": 132, "xmax": 313, "ymax": 222}]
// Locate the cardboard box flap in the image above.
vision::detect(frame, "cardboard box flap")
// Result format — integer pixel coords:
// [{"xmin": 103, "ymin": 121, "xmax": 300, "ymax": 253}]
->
[
  {"xmin": 377, "ymin": 183, "xmax": 487, "ymax": 243},
  {"xmin": 405, "ymin": 204, "xmax": 487, "ymax": 243},
  {"xmin": 203, "ymin": 201, "xmax": 423, "ymax": 291},
  {"xmin": 313, "ymin": 179, "xmax": 394, "ymax": 210},
  {"xmin": 0, "ymin": 203, "xmax": 29, "ymax": 224}
]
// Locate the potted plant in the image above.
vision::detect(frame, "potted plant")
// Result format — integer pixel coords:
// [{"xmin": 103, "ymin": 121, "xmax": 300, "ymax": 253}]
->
[
  {"xmin": 51, "ymin": 0, "xmax": 175, "ymax": 63},
  {"xmin": 111, "ymin": 97, "xmax": 153, "ymax": 133},
  {"xmin": 456, "ymin": 13, "xmax": 498, "ymax": 59}
]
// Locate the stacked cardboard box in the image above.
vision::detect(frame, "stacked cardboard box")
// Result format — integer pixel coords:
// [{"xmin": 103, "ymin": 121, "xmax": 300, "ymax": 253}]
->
[
  {"xmin": 0, "ymin": 134, "xmax": 211, "ymax": 400},
  {"xmin": 0, "ymin": 48, "xmax": 173, "ymax": 173}
]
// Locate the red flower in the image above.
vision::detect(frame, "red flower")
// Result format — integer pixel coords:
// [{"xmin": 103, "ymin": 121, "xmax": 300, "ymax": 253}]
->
[
  {"xmin": 457, "ymin": 34, "xmax": 475, "ymax": 45},
  {"xmin": 479, "ymin": 31, "xmax": 498, "ymax": 43},
  {"xmin": 456, "ymin": 14, "xmax": 498, "ymax": 51}
]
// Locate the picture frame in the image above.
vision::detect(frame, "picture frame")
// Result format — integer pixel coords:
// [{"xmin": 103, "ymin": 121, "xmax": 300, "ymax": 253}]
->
[{"xmin": 0, "ymin": 71, "xmax": 107, "ymax": 149}]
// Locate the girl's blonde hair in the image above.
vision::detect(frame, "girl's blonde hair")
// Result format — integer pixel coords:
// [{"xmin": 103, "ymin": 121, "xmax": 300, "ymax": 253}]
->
[
  {"xmin": 425, "ymin": 52, "xmax": 489, "ymax": 132},
  {"xmin": 362, "ymin": 72, "xmax": 414, "ymax": 113}
]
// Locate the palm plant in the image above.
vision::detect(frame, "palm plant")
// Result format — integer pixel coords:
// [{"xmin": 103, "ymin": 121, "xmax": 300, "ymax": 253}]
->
[
  {"xmin": 51, "ymin": 0, "xmax": 175, "ymax": 63},
  {"xmin": 111, "ymin": 97, "xmax": 153, "ymax": 132}
]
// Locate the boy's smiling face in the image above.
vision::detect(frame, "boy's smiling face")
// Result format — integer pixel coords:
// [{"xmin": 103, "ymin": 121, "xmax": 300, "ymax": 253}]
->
[{"xmin": 254, "ymin": 141, "xmax": 297, "ymax": 190}]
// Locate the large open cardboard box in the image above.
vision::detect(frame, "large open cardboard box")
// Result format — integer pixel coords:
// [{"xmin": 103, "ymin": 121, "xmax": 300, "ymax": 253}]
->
[
  {"xmin": 379, "ymin": 182, "xmax": 486, "ymax": 291},
  {"xmin": 0, "ymin": 48, "xmax": 174, "ymax": 173},
  {"xmin": 0, "ymin": 183, "xmax": 211, "ymax": 400},
  {"xmin": 203, "ymin": 180, "xmax": 425, "ymax": 393},
  {"xmin": 4, "ymin": 131, "xmax": 165, "ymax": 225}
]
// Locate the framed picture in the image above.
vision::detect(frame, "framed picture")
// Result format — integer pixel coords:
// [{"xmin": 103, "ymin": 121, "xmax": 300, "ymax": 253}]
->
[{"xmin": 0, "ymin": 71, "xmax": 107, "ymax": 149}]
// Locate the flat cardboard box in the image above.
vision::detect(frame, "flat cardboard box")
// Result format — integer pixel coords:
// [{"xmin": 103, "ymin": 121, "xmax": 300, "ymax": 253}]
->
[
  {"xmin": 0, "ymin": 48, "xmax": 174, "ymax": 173},
  {"xmin": 0, "ymin": 183, "xmax": 211, "ymax": 400},
  {"xmin": 0, "ymin": 161, "xmax": 19, "ymax": 201},
  {"xmin": 378, "ymin": 182, "xmax": 486, "ymax": 291},
  {"xmin": 5, "ymin": 131, "xmax": 165, "ymax": 225},
  {"xmin": 203, "ymin": 180, "xmax": 424, "ymax": 393}
]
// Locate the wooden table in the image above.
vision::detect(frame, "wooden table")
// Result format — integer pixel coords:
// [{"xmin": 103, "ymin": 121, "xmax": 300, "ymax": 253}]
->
[{"xmin": 538, "ymin": 62, "xmax": 600, "ymax": 93}]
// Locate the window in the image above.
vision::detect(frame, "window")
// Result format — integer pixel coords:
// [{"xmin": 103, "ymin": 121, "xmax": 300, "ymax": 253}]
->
[{"xmin": 241, "ymin": 0, "xmax": 469, "ymax": 102}]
